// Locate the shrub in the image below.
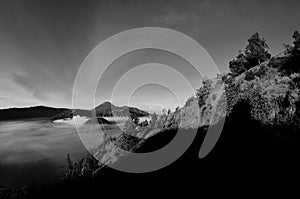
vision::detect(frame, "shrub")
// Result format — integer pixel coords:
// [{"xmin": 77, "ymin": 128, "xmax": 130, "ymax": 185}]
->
[
  {"xmin": 245, "ymin": 70, "xmax": 256, "ymax": 81},
  {"xmin": 185, "ymin": 96, "xmax": 195, "ymax": 107},
  {"xmin": 196, "ymin": 78, "xmax": 212, "ymax": 107},
  {"xmin": 229, "ymin": 33, "xmax": 271, "ymax": 76}
]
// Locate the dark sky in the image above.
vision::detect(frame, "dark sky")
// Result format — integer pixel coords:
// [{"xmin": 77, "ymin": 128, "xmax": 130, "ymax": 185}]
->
[{"xmin": 0, "ymin": 0, "xmax": 299, "ymax": 109}]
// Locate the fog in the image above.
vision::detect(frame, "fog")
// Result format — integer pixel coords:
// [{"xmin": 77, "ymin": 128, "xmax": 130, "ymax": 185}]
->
[{"xmin": 0, "ymin": 118, "xmax": 124, "ymax": 187}]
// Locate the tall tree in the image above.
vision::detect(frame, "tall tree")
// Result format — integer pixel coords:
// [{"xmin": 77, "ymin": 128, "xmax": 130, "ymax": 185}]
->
[
  {"xmin": 229, "ymin": 33, "xmax": 271, "ymax": 76},
  {"xmin": 244, "ymin": 32, "xmax": 271, "ymax": 68},
  {"xmin": 229, "ymin": 50, "xmax": 248, "ymax": 76},
  {"xmin": 151, "ymin": 113, "xmax": 157, "ymax": 125},
  {"xmin": 281, "ymin": 30, "xmax": 300, "ymax": 74}
]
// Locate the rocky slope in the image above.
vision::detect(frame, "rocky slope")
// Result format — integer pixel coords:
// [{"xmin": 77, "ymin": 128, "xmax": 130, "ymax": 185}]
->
[{"xmin": 86, "ymin": 59, "xmax": 300, "ymax": 172}]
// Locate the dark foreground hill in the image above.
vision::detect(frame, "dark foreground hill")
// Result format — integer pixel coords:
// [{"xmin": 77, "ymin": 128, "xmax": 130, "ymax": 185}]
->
[{"xmin": 3, "ymin": 103, "xmax": 299, "ymax": 199}]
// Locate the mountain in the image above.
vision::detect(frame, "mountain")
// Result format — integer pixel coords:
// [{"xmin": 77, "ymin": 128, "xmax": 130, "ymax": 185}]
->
[
  {"xmin": 71, "ymin": 55, "xmax": 300, "ymax": 192},
  {"xmin": 2, "ymin": 32, "xmax": 300, "ymax": 199},
  {"xmin": 50, "ymin": 109, "xmax": 91, "ymax": 121},
  {"xmin": 93, "ymin": 101, "xmax": 149, "ymax": 118},
  {"xmin": 50, "ymin": 101, "xmax": 149, "ymax": 121},
  {"xmin": 0, "ymin": 106, "xmax": 69, "ymax": 121}
]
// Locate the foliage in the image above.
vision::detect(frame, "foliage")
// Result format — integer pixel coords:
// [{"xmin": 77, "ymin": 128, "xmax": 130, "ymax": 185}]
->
[
  {"xmin": 64, "ymin": 153, "xmax": 100, "ymax": 179},
  {"xmin": 244, "ymin": 70, "xmax": 256, "ymax": 81},
  {"xmin": 123, "ymin": 118, "xmax": 137, "ymax": 133},
  {"xmin": 280, "ymin": 30, "xmax": 300, "ymax": 74},
  {"xmin": 167, "ymin": 109, "xmax": 171, "ymax": 115},
  {"xmin": 229, "ymin": 51, "xmax": 248, "ymax": 76},
  {"xmin": 229, "ymin": 33, "xmax": 271, "ymax": 76},
  {"xmin": 185, "ymin": 95, "xmax": 196, "ymax": 107},
  {"xmin": 133, "ymin": 117, "xmax": 140, "ymax": 125},
  {"xmin": 139, "ymin": 120, "xmax": 149, "ymax": 127},
  {"xmin": 151, "ymin": 113, "xmax": 157, "ymax": 125},
  {"xmin": 245, "ymin": 32, "xmax": 271, "ymax": 67},
  {"xmin": 196, "ymin": 78, "xmax": 212, "ymax": 107}
]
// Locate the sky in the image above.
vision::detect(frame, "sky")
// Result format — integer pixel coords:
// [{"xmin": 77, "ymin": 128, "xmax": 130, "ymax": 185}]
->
[{"xmin": 0, "ymin": 0, "xmax": 300, "ymax": 111}]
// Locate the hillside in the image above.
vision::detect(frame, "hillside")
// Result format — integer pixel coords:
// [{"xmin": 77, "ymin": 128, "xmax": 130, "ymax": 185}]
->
[
  {"xmin": 57, "ymin": 31, "xmax": 300, "ymax": 198},
  {"xmin": 1, "ymin": 31, "xmax": 300, "ymax": 199}
]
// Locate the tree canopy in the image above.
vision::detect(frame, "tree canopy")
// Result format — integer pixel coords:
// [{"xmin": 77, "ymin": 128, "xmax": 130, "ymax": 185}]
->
[{"xmin": 229, "ymin": 33, "xmax": 271, "ymax": 76}]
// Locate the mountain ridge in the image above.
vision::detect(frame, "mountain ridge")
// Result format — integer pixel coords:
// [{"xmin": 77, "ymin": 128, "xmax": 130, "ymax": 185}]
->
[{"xmin": 0, "ymin": 101, "xmax": 149, "ymax": 121}]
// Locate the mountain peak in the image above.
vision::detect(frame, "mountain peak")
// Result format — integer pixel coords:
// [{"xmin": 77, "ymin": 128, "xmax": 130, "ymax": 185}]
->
[
  {"xmin": 94, "ymin": 101, "xmax": 148, "ymax": 117},
  {"xmin": 95, "ymin": 101, "xmax": 117, "ymax": 109}
]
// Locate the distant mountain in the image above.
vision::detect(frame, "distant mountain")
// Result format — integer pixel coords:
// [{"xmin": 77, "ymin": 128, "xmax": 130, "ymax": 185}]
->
[
  {"xmin": 94, "ymin": 101, "xmax": 149, "ymax": 118},
  {"xmin": 50, "ymin": 102, "xmax": 149, "ymax": 121},
  {"xmin": 50, "ymin": 109, "xmax": 91, "ymax": 121},
  {"xmin": 0, "ymin": 102, "xmax": 149, "ymax": 122},
  {"xmin": 0, "ymin": 106, "xmax": 69, "ymax": 121}
]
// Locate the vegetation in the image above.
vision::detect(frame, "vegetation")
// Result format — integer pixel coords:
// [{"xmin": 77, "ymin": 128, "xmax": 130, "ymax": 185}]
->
[
  {"xmin": 196, "ymin": 78, "xmax": 212, "ymax": 107},
  {"xmin": 2, "ymin": 30, "xmax": 300, "ymax": 199},
  {"xmin": 229, "ymin": 33, "xmax": 271, "ymax": 76}
]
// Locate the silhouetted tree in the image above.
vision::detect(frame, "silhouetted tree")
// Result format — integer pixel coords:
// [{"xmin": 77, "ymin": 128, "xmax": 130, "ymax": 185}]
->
[
  {"xmin": 281, "ymin": 30, "xmax": 300, "ymax": 74},
  {"xmin": 185, "ymin": 96, "xmax": 195, "ymax": 106},
  {"xmin": 196, "ymin": 78, "xmax": 212, "ymax": 107},
  {"xmin": 229, "ymin": 51, "xmax": 248, "ymax": 76},
  {"xmin": 133, "ymin": 117, "xmax": 140, "ymax": 125},
  {"xmin": 65, "ymin": 153, "xmax": 73, "ymax": 178},
  {"xmin": 229, "ymin": 33, "xmax": 271, "ymax": 76},
  {"xmin": 151, "ymin": 113, "xmax": 157, "ymax": 125},
  {"xmin": 245, "ymin": 32, "xmax": 271, "ymax": 68}
]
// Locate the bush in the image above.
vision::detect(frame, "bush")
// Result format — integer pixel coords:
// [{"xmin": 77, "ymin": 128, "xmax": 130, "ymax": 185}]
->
[
  {"xmin": 245, "ymin": 70, "xmax": 256, "ymax": 81},
  {"xmin": 185, "ymin": 96, "xmax": 195, "ymax": 107},
  {"xmin": 196, "ymin": 79, "xmax": 212, "ymax": 107},
  {"xmin": 256, "ymin": 64, "xmax": 269, "ymax": 78},
  {"xmin": 229, "ymin": 33, "xmax": 271, "ymax": 76}
]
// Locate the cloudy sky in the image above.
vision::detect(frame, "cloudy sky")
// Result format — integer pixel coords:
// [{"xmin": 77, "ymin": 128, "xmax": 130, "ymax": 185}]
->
[{"xmin": 0, "ymin": 0, "xmax": 299, "ymax": 110}]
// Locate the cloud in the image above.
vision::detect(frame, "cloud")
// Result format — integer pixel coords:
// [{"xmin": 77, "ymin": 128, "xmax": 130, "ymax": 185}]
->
[
  {"xmin": 0, "ymin": 67, "xmax": 42, "ymax": 108},
  {"xmin": 0, "ymin": 66, "xmax": 72, "ymax": 108}
]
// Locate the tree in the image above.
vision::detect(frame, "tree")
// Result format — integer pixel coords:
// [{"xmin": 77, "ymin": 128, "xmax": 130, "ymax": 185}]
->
[
  {"xmin": 65, "ymin": 153, "xmax": 73, "ymax": 178},
  {"xmin": 229, "ymin": 33, "xmax": 271, "ymax": 76},
  {"xmin": 185, "ymin": 96, "xmax": 195, "ymax": 106},
  {"xmin": 292, "ymin": 30, "xmax": 300, "ymax": 53},
  {"xmin": 151, "ymin": 113, "xmax": 157, "ymax": 125},
  {"xmin": 244, "ymin": 32, "xmax": 271, "ymax": 68},
  {"xmin": 196, "ymin": 78, "xmax": 212, "ymax": 107},
  {"xmin": 133, "ymin": 117, "xmax": 140, "ymax": 125},
  {"xmin": 167, "ymin": 109, "xmax": 171, "ymax": 115},
  {"xmin": 229, "ymin": 51, "xmax": 248, "ymax": 76},
  {"xmin": 281, "ymin": 30, "xmax": 300, "ymax": 74}
]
